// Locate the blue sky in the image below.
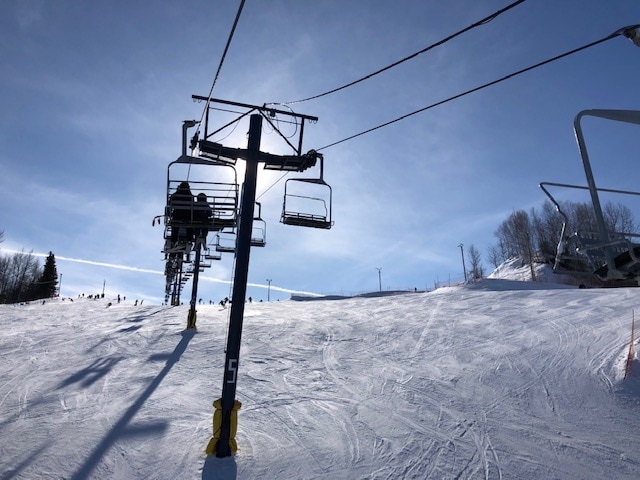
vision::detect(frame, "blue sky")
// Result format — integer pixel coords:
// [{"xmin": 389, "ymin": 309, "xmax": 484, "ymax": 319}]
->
[{"xmin": 1, "ymin": 0, "xmax": 639, "ymax": 304}]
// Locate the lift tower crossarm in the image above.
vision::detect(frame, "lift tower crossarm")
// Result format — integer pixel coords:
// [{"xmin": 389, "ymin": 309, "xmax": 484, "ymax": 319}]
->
[
  {"xmin": 193, "ymin": 95, "xmax": 318, "ymax": 156},
  {"xmin": 199, "ymin": 140, "xmax": 318, "ymax": 172},
  {"xmin": 192, "ymin": 95, "xmax": 319, "ymax": 122}
]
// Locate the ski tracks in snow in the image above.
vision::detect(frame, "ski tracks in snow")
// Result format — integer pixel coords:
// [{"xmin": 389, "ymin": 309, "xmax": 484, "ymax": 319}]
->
[{"xmin": 311, "ymin": 298, "xmax": 505, "ymax": 479}]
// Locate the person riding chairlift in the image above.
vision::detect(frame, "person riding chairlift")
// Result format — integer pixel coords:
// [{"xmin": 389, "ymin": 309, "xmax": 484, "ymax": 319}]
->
[
  {"xmin": 194, "ymin": 192, "xmax": 213, "ymax": 249},
  {"xmin": 169, "ymin": 181, "xmax": 195, "ymax": 249}
]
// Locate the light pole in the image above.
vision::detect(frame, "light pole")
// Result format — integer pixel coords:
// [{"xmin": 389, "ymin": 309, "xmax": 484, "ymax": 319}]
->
[
  {"xmin": 458, "ymin": 243, "xmax": 468, "ymax": 282},
  {"xmin": 266, "ymin": 279, "xmax": 272, "ymax": 302},
  {"xmin": 376, "ymin": 267, "xmax": 382, "ymax": 292}
]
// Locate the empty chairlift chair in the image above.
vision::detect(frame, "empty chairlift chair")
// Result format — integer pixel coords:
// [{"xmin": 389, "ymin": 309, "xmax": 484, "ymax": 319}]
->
[
  {"xmin": 215, "ymin": 231, "xmax": 237, "ymax": 254},
  {"xmin": 281, "ymin": 153, "xmax": 333, "ymax": 229},
  {"xmin": 251, "ymin": 202, "xmax": 267, "ymax": 247}
]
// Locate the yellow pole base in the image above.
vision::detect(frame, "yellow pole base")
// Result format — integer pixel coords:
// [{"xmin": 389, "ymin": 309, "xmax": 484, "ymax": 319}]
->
[
  {"xmin": 186, "ymin": 309, "xmax": 197, "ymax": 329},
  {"xmin": 205, "ymin": 398, "xmax": 242, "ymax": 456}
]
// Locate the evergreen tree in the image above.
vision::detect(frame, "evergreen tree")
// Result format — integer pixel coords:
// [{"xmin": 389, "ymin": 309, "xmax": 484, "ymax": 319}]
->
[{"xmin": 37, "ymin": 252, "xmax": 58, "ymax": 299}]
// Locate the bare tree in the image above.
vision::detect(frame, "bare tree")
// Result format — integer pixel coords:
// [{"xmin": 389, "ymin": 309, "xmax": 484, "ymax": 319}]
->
[
  {"xmin": 0, "ymin": 250, "xmax": 41, "ymax": 303},
  {"xmin": 603, "ymin": 202, "xmax": 637, "ymax": 236},
  {"xmin": 489, "ymin": 199, "xmax": 640, "ymax": 278},
  {"xmin": 492, "ymin": 210, "xmax": 536, "ymax": 280},
  {"xmin": 487, "ymin": 235, "xmax": 512, "ymax": 268},
  {"xmin": 494, "ymin": 217, "xmax": 520, "ymax": 260},
  {"xmin": 532, "ymin": 201, "xmax": 564, "ymax": 261},
  {"xmin": 467, "ymin": 244, "xmax": 484, "ymax": 279},
  {"xmin": 487, "ymin": 243, "xmax": 503, "ymax": 269}
]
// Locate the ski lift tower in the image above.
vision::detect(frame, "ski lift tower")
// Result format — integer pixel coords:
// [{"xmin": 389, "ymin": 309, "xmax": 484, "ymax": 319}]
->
[{"xmin": 192, "ymin": 97, "xmax": 329, "ymax": 458}]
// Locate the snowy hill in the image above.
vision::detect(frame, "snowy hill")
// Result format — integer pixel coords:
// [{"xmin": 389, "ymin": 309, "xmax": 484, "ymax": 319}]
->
[
  {"xmin": 487, "ymin": 257, "xmax": 582, "ymax": 286},
  {"xmin": 2, "ymin": 279, "xmax": 640, "ymax": 479}
]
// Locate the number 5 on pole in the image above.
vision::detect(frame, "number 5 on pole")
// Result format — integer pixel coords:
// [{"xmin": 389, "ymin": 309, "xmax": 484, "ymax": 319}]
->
[{"xmin": 227, "ymin": 358, "xmax": 238, "ymax": 384}]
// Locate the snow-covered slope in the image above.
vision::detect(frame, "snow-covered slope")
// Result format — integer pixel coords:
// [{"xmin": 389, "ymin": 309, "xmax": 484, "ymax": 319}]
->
[
  {"xmin": 1, "ymin": 280, "xmax": 640, "ymax": 479},
  {"xmin": 487, "ymin": 257, "xmax": 580, "ymax": 285}
]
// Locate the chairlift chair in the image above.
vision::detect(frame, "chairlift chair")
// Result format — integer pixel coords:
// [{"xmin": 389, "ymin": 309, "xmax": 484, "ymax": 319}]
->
[
  {"xmin": 281, "ymin": 153, "xmax": 333, "ymax": 229},
  {"xmin": 205, "ymin": 252, "xmax": 222, "ymax": 261},
  {"xmin": 163, "ymin": 154, "xmax": 239, "ymax": 255},
  {"xmin": 539, "ymin": 108, "xmax": 640, "ymax": 284},
  {"xmin": 215, "ymin": 230, "xmax": 237, "ymax": 254},
  {"xmin": 540, "ymin": 181, "xmax": 639, "ymax": 280},
  {"xmin": 251, "ymin": 202, "xmax": 267, "ymax": 247}
]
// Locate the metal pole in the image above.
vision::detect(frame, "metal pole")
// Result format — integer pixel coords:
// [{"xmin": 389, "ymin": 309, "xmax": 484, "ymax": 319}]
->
[
  {"xmin": 182, "ymin": 120, "xmax": 197, "ymax": 157},
  {"xmin": 459, "ymin": 244, "xmax": 468, "ymax": 282},
  {"xmin": 187, "ymin": 246, "xmax": 202, "ymax": 329},
  {"xmin": 174, "ymin": 265, "xmax": 183, "ymax": 306},
  {"xmin": 171, "ymin": 273, "xmax": 178, "ymax": 306},
  {"xmin": 266, "ymin": 279, "xmax": 272, "ymax": 301},
  {"xmin": 216, "ymin": 114, "xmax": 262, "ymax": 458},
  {"xmin": 376, "ymin": 267, "xmax": 382, "ymax": 292},
  {"xmin": 574, "ymin": 111, "xmax": 613, "ymax": 268}
]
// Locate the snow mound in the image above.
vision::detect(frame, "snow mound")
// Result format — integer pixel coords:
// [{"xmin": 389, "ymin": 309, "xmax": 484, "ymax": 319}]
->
[{"xmin": 488, "ymin": 257, "xmax": 579, "ymax": 286}]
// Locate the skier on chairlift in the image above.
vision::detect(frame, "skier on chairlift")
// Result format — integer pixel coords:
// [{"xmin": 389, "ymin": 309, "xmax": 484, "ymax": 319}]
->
[
  {"xmin": 194, "ymin": 192, "xmax": 213, "ymax": 249},
  {"xmin": 169, "ymin": 181, "xmax": 195, "ymax": 250}
]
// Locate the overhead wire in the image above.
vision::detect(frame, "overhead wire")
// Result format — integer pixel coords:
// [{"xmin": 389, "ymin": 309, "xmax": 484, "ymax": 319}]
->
[
  {"xmin": 184, "ymin": 0, "xmax": 246, "ymax": 183},
  {"xmin": 255, "ymin": 25, "xmax": 638, "ymax": 199},
  {"xmin": 195, "ymin": 0, "xmax": 247, "ymax": 133},
  {"xmin": 269, "ymin": 0, "xmax": 527, "ymax": 106},
  {"xmin": 256, "ymin": 0, "xmax": 527, "ymax": 199},
  {"xmin": 186, "ymin": 0, "xmax": 245, "ymax": 322},
  {"xmin": 316, "ymin": 25, "xmax": 638, "ymax": 152},
  {"xmin": 256, "ymin": 171, "xmax": 290, "ymax": 201}
]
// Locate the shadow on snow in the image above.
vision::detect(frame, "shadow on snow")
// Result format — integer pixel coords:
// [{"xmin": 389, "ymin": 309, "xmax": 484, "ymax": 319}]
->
[{"xmin": 70, "ymin": 329, "xmax": 196, "ymax": 480}]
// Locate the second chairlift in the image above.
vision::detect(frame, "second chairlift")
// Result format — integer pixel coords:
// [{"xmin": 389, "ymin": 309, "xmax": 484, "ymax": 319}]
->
[{"xmin": 281, "ymin": 152, "xmax": 333, "ymax": 230}]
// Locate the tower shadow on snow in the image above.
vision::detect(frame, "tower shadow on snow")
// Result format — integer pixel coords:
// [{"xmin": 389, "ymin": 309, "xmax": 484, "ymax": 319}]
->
[
  {"xmin": 70, "ymin": 329, "xmax": 196, "ymax": 480},
  {"xmin": 201, "ymin": 454, "xmax": 238, "ymax": 480}
]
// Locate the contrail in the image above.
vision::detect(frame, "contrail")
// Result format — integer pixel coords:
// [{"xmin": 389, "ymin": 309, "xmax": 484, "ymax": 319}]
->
[
  {"xmin": 54, "ymin": 254, "xmax": 165, "ymax": 275},
  {"xmin": 2, "ymin": 249, "xmax": 321, "ymax": 296}
]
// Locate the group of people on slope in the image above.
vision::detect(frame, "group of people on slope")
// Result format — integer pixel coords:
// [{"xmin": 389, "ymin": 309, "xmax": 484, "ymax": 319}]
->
[{"xmin": 167, "ymin": 181, "xmax": 213, "ymax": 253}]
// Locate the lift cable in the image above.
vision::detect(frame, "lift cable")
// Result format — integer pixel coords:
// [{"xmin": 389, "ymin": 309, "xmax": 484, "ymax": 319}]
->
[
  {"xmin": 254, "ymin": 24, "xmax": 637, "ymax": 200},
  {"xmin": 255, "ymin": 0, "xmax": 526, "ymax": 199},
  {"xmin": 268, "ymin": 0, "xmax": 527, "ymax": 106},
  {"xmin": 196, "ymin": 0, "xmax": 247, "ymax": 131},
  {"xmin": 317, "ymin": 25, "xmax": 638, "ymax": 152},
  {"xmin": 184, "ymin": 0, "xmax": 245, "ymax": 182},
  {"xmin": 256, "ymin": 171, "xmax": 290, "ymax": 201}
]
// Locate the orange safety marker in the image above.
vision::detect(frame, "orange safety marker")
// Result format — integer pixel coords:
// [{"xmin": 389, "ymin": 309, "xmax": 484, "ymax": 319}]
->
[{"xmin": 624, "ymin": 310, "xmax": 636, "ymax": 380}]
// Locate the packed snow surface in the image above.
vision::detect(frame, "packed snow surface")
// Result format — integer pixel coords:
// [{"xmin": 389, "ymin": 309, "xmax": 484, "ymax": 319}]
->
[{"xmin": 2, "ymin": 279, "xmax": 640, "ymax": 479}]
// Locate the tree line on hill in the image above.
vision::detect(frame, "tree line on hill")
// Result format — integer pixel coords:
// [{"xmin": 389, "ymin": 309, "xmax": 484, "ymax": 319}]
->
[
  {"xmin": 1, "ymin": 199, "xmax": 636, "ymax": 300},
  {"xmin": 0, "ymin": 231, "xmax": 59, "ymax": 304}
]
